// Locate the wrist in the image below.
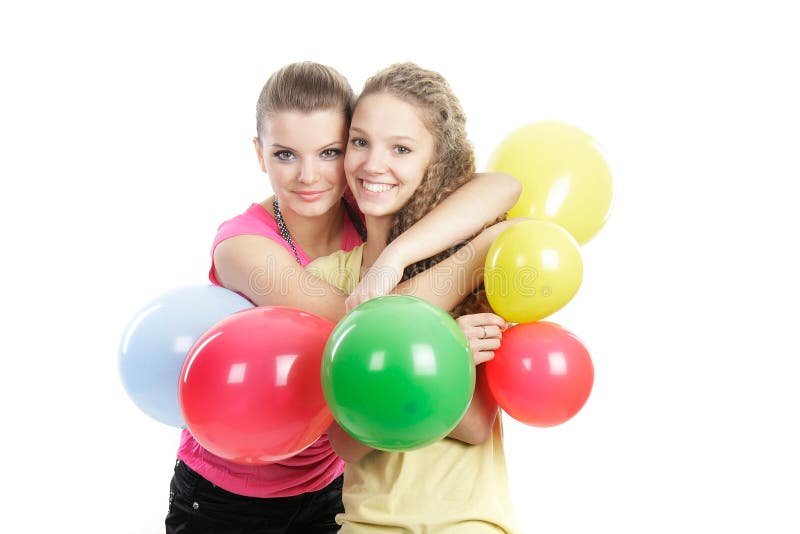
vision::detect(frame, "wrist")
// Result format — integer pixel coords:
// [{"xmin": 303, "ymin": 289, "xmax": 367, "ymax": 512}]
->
[{"xmin": 377, "ymin": 239, "xmax": 410, "ymax": 271}]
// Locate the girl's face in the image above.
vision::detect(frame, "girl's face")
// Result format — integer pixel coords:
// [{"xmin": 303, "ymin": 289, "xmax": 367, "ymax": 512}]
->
[
  {"xmin": 255, "ymin": 109, "xmax": 348, "ymax": 218},
  {"xmin": 344, "ymin": 92, "xmax": 435, "ymax": 218}
]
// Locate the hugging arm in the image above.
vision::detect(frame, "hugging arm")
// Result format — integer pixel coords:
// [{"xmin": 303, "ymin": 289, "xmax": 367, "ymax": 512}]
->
[
  {"xmin": 392, "ymin": 218, "xmax": 521, "ymax": 310},
  {"xmin": 213, "ymin": 235, "xmax": 349, "ymax": 323},
  {"xmin": 347, "ymin": 172, "xmax": 521, "ymax": 309}
]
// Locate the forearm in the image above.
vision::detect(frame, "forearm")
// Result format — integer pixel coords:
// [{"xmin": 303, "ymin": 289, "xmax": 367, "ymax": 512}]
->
[
  {"xmin": 213, "ymin": 236, "xmax": 349, "ymax": 323},
  {"xmin": 448, "ymin": 366, "xmax": 498, "ymax": 445},
  {"xmin": 394, "ymin": 218, "xmax": 518, "ymax": 311},
  {"xmin": 381, "ymin": 172, "xmax": 521, "ymax": 268},
  {"xmin": 247, "ymin": 269, "xmax": 350, "ymax": 323},
  {"xmin": 327, "ymin": 422, "xmax": 375, "ymax": 464}
]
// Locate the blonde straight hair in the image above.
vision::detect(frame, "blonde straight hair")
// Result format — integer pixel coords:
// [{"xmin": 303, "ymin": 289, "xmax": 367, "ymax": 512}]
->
[{"xmin": 255, "ymin": 62, "xmax": 355, "ymax": 141}]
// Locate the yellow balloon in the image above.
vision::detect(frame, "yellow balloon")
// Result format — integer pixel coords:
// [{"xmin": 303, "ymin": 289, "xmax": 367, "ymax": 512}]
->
[
  {"xmin": 485, "ymin": 220, "xmax": 583, "ymax": 323},
  {"xmin": 487, "ymin": 121, "xmax": 613, "ymax": 245}
]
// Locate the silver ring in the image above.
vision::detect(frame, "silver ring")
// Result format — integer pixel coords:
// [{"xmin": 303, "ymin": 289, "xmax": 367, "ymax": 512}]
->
[{"xmin": 481, "ymin": 326, "xmax": 487, "ymax": 338}]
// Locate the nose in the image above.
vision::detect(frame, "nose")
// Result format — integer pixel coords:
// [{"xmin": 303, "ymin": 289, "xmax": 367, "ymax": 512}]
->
[
  {"xmin": 297, "ymin": 159, "xmax": 319, "ymax": 185},
  {"xmin": 362, "ymin": 149, "xmax": 387, "ymax": 176}
]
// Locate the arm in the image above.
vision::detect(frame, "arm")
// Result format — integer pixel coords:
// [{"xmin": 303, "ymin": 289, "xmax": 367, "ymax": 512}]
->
[
  {"xmin": 234, "ymin": 214, "xmax": 522, "ymax": 326},
  {"xmin": 327, "ymin": 421, "xmax": 376, "ymax": 464},
  {"xmin": 448, "ymin": 365, "xmax": 499, "ymax": 445},
  {"xmin": 385, "ymin": 172, "xmax": 521, "ymax": 267},
  {"xmin": 346, "ymin": 172, "xmax": 521, "ymax": 309},
  {"xmin": 213, "ymin": 235, "xmax": 349, "ymax": 322},
  {"xmin": 393, "ymin": 218, "xmax": 521, "ymax": 311}
]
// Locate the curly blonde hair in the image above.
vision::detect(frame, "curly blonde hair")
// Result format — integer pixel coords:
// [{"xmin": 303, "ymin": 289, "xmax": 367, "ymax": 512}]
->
[{"xmin": 358, "ymin": 63, "xmax": 496, "ymax": 316}]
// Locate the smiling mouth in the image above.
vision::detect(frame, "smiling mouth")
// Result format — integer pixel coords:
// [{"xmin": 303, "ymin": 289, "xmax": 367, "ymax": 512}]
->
[
  {"xmin": 360, "ymin": 180, "xmax": 397, "ymax": 193},
  {"xmin": 292, "ymin": 190, "xmax": 330, "ymax": 203}
]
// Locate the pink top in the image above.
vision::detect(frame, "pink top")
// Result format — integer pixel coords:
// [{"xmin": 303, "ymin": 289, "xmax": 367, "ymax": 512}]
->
[{"xmin": 177, "ymin": 201, "xmax": 364, "ymax": 497}]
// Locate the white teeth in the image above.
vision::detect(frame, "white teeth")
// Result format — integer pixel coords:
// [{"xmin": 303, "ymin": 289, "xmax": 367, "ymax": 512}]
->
[{"xmin": 362, "ymin": 181, "xmax": 394, "ymax": 193}]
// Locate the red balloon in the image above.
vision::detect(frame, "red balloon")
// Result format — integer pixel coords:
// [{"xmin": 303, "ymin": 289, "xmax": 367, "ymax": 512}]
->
[
  {"xmin": 486, "ymin": 322, "xmax": 594, "ymax": 427},
  {"xmin": 179, "ymin": 306, "xmax": 335, "ymax": 464}
]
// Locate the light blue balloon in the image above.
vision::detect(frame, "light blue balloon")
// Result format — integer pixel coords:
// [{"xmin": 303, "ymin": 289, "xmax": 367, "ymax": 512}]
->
[{"xmin": 118, "ymin": 284, "xmax": 254, "ymax": 427}]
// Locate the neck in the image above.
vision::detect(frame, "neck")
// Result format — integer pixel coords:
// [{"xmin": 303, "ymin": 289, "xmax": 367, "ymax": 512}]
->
[
  {"xmin": 270, "ymin": 197, "xmax": 345, "ymax": 259},
  {"xmin": 361, "ymin": 215, "xmax": 393, "ymax": 270}
]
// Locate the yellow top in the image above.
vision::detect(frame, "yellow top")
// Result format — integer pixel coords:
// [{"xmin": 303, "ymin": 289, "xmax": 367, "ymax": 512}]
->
[{"xmin": 307, "ymin": 246, "xmax": 520, "ymax": 533}]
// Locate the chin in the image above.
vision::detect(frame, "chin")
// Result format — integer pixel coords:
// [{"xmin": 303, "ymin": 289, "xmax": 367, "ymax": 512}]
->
[
  {"xmin": 358, "ymin": 202, "xmax": 400, "ymax": 218},
  {"xmin": 297, "ymin": 205, "xmax": 332, "ymax": 218},
  {"xmin": 289, "ymin": 199, "xmax": 338, "ymax": 218}
]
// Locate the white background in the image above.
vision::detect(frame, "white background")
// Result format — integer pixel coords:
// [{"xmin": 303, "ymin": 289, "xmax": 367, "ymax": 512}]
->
[{"xmin": 2, "ymin": 1, "xmax": 799, "ymax": 532}]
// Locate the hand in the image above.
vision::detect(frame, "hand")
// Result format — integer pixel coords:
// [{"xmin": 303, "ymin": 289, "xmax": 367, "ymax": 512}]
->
[
  {"xmin": 346, "ymin": 259, "xmax": 404, "ymax": 312},
  {"xmin": 456, "ymin": 313, "xmax": 508, "ymax": 365}
]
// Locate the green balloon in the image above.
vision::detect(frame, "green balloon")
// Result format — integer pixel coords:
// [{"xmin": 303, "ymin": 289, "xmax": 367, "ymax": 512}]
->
[{"xmin": 322, "ymin": 295, "xmax": 475, "ymax": 451}]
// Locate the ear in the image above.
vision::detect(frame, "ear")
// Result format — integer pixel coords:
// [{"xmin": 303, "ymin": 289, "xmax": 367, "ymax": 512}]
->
[{"xmin": 253, "ymin": 137, "xmax": 268, "ymax": 173}]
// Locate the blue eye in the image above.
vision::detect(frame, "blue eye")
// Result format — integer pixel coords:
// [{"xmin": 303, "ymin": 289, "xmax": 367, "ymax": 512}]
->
[
  {"xmin": 351, "ymin": 138, "xmax": 367, "ymax": 148},
  {"xmin": 395, "ymin": 145, "xmax": 411, "ymax": 154},
  {"xmin": 274, "ymin": 150, "xmax": 295, "ymax": 161}
]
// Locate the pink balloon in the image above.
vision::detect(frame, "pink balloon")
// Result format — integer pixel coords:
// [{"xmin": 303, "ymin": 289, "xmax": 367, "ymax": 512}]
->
[
  {"xmin": 179, "ymin": 307, "xmax": 335, "ymax": 464},
  {"xmin": 486, "ymin": 322, "xmax": 594, "ymax": 427}
]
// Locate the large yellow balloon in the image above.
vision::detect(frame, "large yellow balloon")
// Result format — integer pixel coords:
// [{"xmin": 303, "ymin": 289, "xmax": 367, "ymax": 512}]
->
[
  {"xmin": 487, "ymin": 121, "xmax": 613, "ymax": 245},
  {"xmin": 485, "ymin": 220, "xmax": 583, "ymax": 323}
]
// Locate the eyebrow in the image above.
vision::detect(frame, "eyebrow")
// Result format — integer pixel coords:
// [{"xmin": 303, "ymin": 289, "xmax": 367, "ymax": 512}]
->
[
  {"xmin": 270, "ymin": 141, "xmax": 345, "ymax": 151},
  {"xmin": 349, "ymin": 127, "xmax": 416, "ymax": 143}
]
